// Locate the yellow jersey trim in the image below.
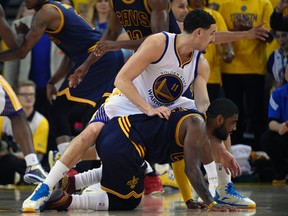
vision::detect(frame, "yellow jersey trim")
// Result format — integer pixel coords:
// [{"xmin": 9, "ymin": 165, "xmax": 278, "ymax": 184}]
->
[
  {"xmin": 122, "ymin": 0, "xmax": 135, "ymax": 4},
  {"xmin": 175, "ymin": 113, "xmax": 204, "ymax": 147},
  {"xmin": 101, "ymin": 185, "xmax": 143, "ymax": 199},
  {"xmin": 118, "ymin": 117, "xmax": 146, "ymax": 158},
  {"xmin": 44, "ymin": 4, "xmax": 64, "ymax": 34},
  {"xmin": 57, "ymin": 88, "xmax": 96, "ymax": 107},
  {"xmin": 0, "ymin": 76, "xmax": 22, "ymax": 111}
]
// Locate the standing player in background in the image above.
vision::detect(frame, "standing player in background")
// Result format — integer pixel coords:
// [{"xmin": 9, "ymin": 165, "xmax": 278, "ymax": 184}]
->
[{"xmin": 0, "ymin": 4, "xmax": 48, "ymax": 184}]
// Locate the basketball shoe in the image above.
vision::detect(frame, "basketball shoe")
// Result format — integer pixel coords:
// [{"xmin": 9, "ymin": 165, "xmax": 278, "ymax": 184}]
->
[
  {"xmin": 44, "ymin": 189, "xmax": 72, "ymax": 211},
  {"xmin": 48, "ymin": 150, "xmax": 60, "ymax": 170},
  {"xmin": 144, "ymin": 175, "xmax": 164, "ymax": 195},
  {"xmin": 159, "ymin": 171, "xmax": 178, "ymax": 189},
  {"xmin": 214, "ymin": 182, "xmax": 256, "ymax": 208},
  {"xmin": 22, "ymin": 183, "xmax": 52, "ymax": 212},
  {"xmin": 24, "ymin": 164, "xmax": 48, "ymax": 185}
]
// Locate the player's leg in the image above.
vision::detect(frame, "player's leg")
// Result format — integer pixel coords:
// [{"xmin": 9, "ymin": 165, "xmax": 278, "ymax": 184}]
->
[
  {"xmin": 0, "ymin": 76, "xmax": 47, "ymax": 184},
  {"xmin": 44, "ymin": 122, "xmax": 144, "ymax": 211},
  {"xmin": 21, "ymin": 121, "xmax": 104, "ymax": 212},
  {"xmin": 212, "ymin": 139, "xmax": 256, "ymax": 208}
]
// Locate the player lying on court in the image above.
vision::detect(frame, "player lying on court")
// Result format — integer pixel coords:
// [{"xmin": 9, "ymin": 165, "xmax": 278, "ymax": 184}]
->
[{"xmin": 22, "ymin": 98, "xmax": 241, "ymax": 212}]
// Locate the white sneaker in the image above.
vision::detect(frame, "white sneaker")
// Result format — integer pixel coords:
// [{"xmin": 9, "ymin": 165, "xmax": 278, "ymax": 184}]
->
[
  {"xmin": 22, "ymin": 183, "xmax": 52, "ymax": 212},
  {"xmin": 214, "ymin": 182, "xmax": 256, "ymax": 208},
  {"xmin": 24, "ymin": 164, "xmax": 48, "ymax": 185}
]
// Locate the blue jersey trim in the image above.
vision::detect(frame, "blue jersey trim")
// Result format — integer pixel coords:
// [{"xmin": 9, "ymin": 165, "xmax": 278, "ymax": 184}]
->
[{"xmin": 152, "ymin": 32, "xmax": 169, "ymax": 64}]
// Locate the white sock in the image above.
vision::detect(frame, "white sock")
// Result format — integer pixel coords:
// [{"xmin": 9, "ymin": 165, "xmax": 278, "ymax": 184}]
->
[
  {"xmin": 24, "ymin": 153, "xmax": 39, "ymax": 166},
  {"xmin": 145, "ymin": 161, "xmax": 153, "ymax": 174},
  {"xmin": 43, "ymin": 160, "xmax": 69, "ymax": 189},
  {"xmin": 70, "ymin": 191, "xmax": 109, "ymax": 210},
  {"xmin": 75, "ymin": 167, "xmax": 102, "ymax": 190},
  {"xmin": 58, "ymin": 142, "xmax": 69, "ymax": 155},
  {"xmin": 204, "ymin": 161, "xmax": 218, "ymax": 197},
  {"xmin": 216, "ymin": 163, "xmax": 231, "ymax": 186}
]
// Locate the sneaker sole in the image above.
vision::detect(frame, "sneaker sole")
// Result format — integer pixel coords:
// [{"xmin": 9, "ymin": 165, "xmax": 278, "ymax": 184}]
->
[
  {"xmin": 216, "ymin": 200, "xmax": 256, "ymax": 209},
  {"xmin": 22, "ymin": 207, "xmax": 40, "ymax": 213},
  {"xmin": 23, "ymin": 174, "xmax": 45, "ymax": 185}
]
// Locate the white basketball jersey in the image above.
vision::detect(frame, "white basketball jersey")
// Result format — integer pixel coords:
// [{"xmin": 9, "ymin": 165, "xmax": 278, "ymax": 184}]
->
[{"xmin": 105, "ymin": 32, "xmax": 201, "ymax": 119}]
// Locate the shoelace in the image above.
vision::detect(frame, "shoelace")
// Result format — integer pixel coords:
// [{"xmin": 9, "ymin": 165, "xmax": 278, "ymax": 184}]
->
[{"xmin": 225, "ymin": 183, "xmax": 245, "ymax": 198}]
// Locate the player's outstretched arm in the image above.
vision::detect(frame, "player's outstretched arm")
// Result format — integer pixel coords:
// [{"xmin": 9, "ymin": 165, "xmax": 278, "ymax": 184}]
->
[{"xmin": 214, "ymin": 23, "xmax": 269, "ymax": 44}]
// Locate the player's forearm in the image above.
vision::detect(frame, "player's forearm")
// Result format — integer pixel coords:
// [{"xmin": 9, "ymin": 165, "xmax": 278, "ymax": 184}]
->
[
  {"xmin": 0, "ymin": 45, "xmax": 27, "ymax": 62},
  {"xmin": 114, "ymin": 38, "xmax": 145, "ymax": 50},
  {"xmin": 114, "ymin": 79, "xmax": 152, "ymax": 114},
  {"xmin": 185, "ymin": 166, "xmax": 214, "ymax": 205},
  {"xmin": 215, "ymin": 31, "xmax": 251, "ymax": 44}
]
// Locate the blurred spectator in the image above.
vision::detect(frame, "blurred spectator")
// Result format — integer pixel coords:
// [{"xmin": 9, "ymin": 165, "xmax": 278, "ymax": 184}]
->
[
  {"xmin": 266, "ymin": 0, "xmax": 280, "ymax": 60},
  {"xmin": 260, "ymin": 62, "xmax": 288, "ymax": 185},
  {"xmin": 219, "ymin": 0, "xmax": 273, "ymax": 150},
  {"xmin": 188, "ymin": 0, "xmax": 233, "ymax": 102},
  {"xmin": 270, "ymin": 0, "xmax": 288, "ymax": 31},
  {"xmin": 171, "ymin": 0, "xmax": 188, "ymax": 31},
  {"xmin": 207, "ymin": 0, "xmax": 224, "ymax": 11},
  {"xmin": 0, "ymin": 81, "xmax": 49, "ymax": 185},
  {"xmin": 87, "ymin": 0, "xmax": 109, "ymax": 34},
  {"xmin": 267, "ymin": 20, "xmax": 288, "ymax": 90},
  {"xmin": 72, "ymin": 0, "xmax": 89, "ymax": 18}
]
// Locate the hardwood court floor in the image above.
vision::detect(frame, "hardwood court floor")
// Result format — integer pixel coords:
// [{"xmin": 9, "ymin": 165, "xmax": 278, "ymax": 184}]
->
[{"xmin": 0, "ymin": 183, "xmax": 287, "ymax": 216}]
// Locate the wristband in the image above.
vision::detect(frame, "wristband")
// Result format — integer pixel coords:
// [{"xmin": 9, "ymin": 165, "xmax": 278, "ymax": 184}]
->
[{"xmin": 208, "ymin": 201, "xmax": 217, "ymax": 209}]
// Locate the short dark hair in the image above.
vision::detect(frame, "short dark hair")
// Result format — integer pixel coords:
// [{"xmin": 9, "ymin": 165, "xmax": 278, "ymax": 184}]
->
[
  {"xmin": 183, "ymin": 9, "xmax": 216, "ymax": 33},
  {"xmin": 206, "ymin": 98, "xmax": 239, "ymax": 119}
]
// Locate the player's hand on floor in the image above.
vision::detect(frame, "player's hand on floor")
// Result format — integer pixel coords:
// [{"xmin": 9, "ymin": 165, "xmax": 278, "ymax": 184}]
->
[
  {"xmin": 209, "ymin": 203, "xmax": 240, "ymax": 212},
  {"xmin": 186, "ymin": 200, "xmax": 207, "ymax": 209}
]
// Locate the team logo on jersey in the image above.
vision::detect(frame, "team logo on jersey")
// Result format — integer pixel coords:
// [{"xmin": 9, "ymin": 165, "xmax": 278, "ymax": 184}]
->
[
  {"xmin": 127, "ymin": 176, "xmax": 139, "ymax": 189},
  {"xmin": 152, "ymin": 74, "xmax": 183, "ymax": 104}
]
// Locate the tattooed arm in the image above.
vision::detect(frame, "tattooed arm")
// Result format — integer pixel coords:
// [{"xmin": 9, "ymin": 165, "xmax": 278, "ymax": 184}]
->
[{"xmin": 0, "ymin": 5, "xmax": 60, "ymax": 61}]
